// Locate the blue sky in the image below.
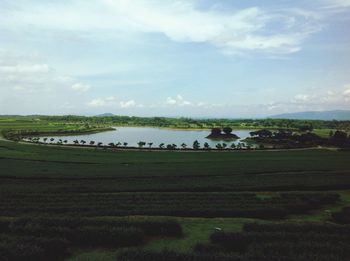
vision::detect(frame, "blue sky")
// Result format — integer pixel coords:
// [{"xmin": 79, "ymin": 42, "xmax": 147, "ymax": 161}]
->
[{"xmin": 0, "ymin": 0, "xmax": 349, "ymax": 117}]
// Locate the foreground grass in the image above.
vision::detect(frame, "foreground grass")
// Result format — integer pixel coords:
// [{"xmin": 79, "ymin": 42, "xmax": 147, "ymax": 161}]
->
[
  {"xmin": 67, "ymin": 217, "xmax": 250, "ymax": 261},
  {"xmin": 145, "ymin": 217, "xmax": 249, "ymax": 253},
  {"xmin": 1, "ymin": 139, "xmax": 350, "ymax": 260},
  {"xmin": 68, "ymin": 249, "xmax": 117, "ymax": 261},
  {"xmin": 289, "ymin": 190, "xmax": 350, "ymax": 222}
]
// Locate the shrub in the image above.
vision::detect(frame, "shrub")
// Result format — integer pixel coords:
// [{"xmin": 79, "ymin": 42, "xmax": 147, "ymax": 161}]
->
[{"xmin": 331, "ymin": 207, "xmax": 350, "ymax": 224}]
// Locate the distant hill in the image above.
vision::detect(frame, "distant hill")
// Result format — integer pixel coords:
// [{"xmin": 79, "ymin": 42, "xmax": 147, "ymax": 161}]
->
[
  {"xmin": 96, "ymin": 113, "xmax": 115, "ymax": 117},
  {"xmin": 270, "ymin": 110, "xmax": 350, "ymax": 120}
]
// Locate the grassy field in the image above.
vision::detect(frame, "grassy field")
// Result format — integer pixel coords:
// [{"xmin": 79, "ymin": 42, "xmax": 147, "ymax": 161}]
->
[
  {"xmin": 1, "ymin": 117, "xmax": 350, "ymax": 260},
  {"xmin": 0, "ymin": 138, "xmax": 350, "ymax": 260}
]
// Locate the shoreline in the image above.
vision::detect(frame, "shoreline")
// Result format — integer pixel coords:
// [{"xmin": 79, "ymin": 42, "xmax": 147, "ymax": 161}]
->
[
  {"xmin": 8, "ymin": 139, "xmax": 340, "ymax": 153},
  {"xmin": 1, "ymin": 127, "xmax": 114, "ymax": 139}
]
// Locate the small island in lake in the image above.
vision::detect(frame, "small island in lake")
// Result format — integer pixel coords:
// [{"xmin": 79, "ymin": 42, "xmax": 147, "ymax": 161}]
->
[{"xmin": 206, "ymin": 127, "xmax": 240, "ymax": 140}]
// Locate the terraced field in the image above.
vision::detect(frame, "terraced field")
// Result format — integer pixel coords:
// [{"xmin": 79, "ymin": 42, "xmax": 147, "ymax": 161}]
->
[{"xmin": 0, "ymin": 124, "xmax": 350, "ymax": 260}]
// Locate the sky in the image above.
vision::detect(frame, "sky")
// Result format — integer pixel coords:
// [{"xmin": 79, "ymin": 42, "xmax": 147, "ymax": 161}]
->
[{"xmin": 0, "ymin": 0, "xmax": 349, "ymax": 118}]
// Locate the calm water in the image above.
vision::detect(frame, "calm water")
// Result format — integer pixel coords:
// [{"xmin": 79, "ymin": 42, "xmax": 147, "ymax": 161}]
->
[{"xmin": 38, "ymin": 127, "xmax": 254, "ymax": 148}]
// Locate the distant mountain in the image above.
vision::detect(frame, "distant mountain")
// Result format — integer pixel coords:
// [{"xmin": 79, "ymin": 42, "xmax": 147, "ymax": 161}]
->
[
  {"xmin": 96, "ymin": 113, "xmax": 115, "ymax": 117},
  {"xmin": 270, "ymin": 110, "xmax": 350, "ymax": 120}
]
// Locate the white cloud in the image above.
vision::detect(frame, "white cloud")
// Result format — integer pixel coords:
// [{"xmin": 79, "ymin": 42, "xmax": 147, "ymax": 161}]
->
[
  {"xmin": 87, "ymin": 98, "xmax": 107, "ymax": 107},
  {"xmin": 0, "ymin": 64, "xmax": 50, "ymax": 74},
  {"xmin": 103, "ymin": 0, "xmax": 323, "ymax": 54},
  {"xmin": 323, "ymin": 0, "xmax": 350, "ymax": 8},
  {"xmin": 71, "ymin": 83, "xmax": 91, "ymax": 92},
  {"xmin": 293, "ymin": 94, "xmax": 310, "ymax": 102},
  {"xmin": 165, "ymin": 97, "xmax": 177, "ymax": 105},
  {"xmin": 87, "ymin": 97, "xmax": 142, "ymax": 109},
  {"xmin": 0, "ymin": 50, "xmax": 94, "ymax": 95},
  {"xmin": 0, "ymin": 0, "xmax": 324, "ymax": 55},
  {"xmin": 165, "ymin": 95, "xmax": 193, "ymax": 106},
  {"xmin": 120, "ymin": 100, "xmax": 137, "ymax": 108},
  {"xmin": 262, "ymin": 85, "xmax": 350, "ymax": 114},
  {"xmin": 0, "ymin": 59, "xmax": 55, "ymax": 93},
  {"xmin": 343, "ymin": 87, "xmax": 350, "ymax": 96},
  {"xmin": 106, "ymin": 96, "xmax": 116, "ymax": 101}
]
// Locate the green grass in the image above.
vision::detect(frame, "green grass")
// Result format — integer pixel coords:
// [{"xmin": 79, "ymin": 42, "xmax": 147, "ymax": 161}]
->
[
  {"xmin": 313, "ymin": 128, "xmax": 350, "ymax": 138},
  {"xmin": 67, "ymin": 249, "xmax": 117, "ymax": 261},
  {"xmin": 288, "ymin": 190, "xmax": 350, "ymax": 222},
  {"xmin": 65, "ymin": 217, "xmax": 251, "ymax": 259},
  {"xmin": 145, "ymin": 217, "xmax": 249, "ymax": 253},
  {"xmin": 0, "ymin": 117, "xmax": 112, "ymax": 141},
  {"xmin": 1, "ymin": 118, "xmax": 350, "ymax": 260}
]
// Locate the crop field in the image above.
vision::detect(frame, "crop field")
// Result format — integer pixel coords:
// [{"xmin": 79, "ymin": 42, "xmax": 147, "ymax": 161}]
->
[
  {"xmin": 121, "ymin": 223, "xmax": 350, "ymax": 261},
  {"xmin": 0, "ymin": 117, "xmax": 350, "ymax": 260},
  {"xmin": 0, "ymin": 190, "xmax": 340, "ymax": 218}
]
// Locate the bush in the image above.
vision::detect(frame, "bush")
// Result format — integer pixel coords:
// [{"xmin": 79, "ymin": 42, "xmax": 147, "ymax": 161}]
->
[
  {"xmin": 0, "ymin": 235, "xmax": 69, "ymax": 261},
  {"xmin": 201, "ymin": 223, "xmax": 350, "ymax": 260},
  {"xmin": 331, "ymin": 207, "xmax": 350, "ymax": 224},
  {"xmin": 0, "ymin": 217, "xmax": 183, "ymax": 259}
]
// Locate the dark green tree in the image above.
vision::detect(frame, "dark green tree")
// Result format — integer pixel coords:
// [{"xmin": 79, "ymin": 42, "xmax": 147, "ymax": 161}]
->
[
  {"xmin": 223, "ymin": 127, "xmax": 233, "ymax": 134},
  {"xmin": 193, "ymin": 140, "xmax": 200, "ymax": 150},
  {"xmin": 138, "ymin": 141, "xmax": 146, "ymax": 148}
]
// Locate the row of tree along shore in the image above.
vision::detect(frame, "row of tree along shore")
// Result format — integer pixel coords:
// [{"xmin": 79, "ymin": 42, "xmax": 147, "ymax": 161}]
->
[{"xmin": 23, "ymin": 137, "xmax": 255, "ymax": 150}]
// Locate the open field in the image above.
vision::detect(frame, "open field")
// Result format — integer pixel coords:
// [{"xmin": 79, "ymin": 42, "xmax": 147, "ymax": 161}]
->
[
  {"xmin": 1, "ymin": 117, "xmax": 350, "ymax": 260},
  {"xmin": 1, "ymin": 137, "xmax": 350, "ymax": 260},
  {"xmin": 1, "ymin": 115, "xmax": 349, "ymax": 138}
]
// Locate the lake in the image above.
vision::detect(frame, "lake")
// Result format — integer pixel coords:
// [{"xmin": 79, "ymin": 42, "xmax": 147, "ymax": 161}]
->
[{"xmin": 38, "ymin": 127, "xmax": 254, "ymax": 148}]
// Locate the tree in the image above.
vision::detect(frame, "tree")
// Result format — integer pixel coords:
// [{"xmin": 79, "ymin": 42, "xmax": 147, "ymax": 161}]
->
[
  {"xmin": 116, "ymin": 142, "xmax": 122, "ymax": 147},
  {"xmin": 333, "ymin": 130, "xmax": 347, "ymax": 140},
  {"xmin": 90, "ymin": 141, "xmax": 95, "ymax": 146},
  {"xmin": 73, "ymin": 140, "xmax": 79, "ymax": 145},
  {"xmin": 159, "ymin": 143, "xmax": 165, "ymax": 149},
  {"xmin": 50, "ymin": 138, "xmax": 55, "ymax": 142},
  {"xmin": 193, "ymin": 140, "xmax": 200, "ymax": 150},
  {"xmin": 108, "ymin": 142, "xmax": 115, "ymax": 147},
  {"xmin": 216, "ymin": 143, "xmax": 223, "ymax": 150},
  {"xmin": 298, "ymin": 132, "xmax": 322, "ymax": 144},
  {"xmin": 210, "ymin": 128, "xmax": 221, "ymax": 136},
  {"xmin": 97, "ymin": 142, "xmax": 103, "ymax": 147},
  {"xmin": 222, "ymin": 143, "xmax": 227, "ymax": 149},
  {"xmin": 230, "ymin": 143, "xmax": 236, "ymax": 149},
  {"xmin": 80, "ymin": 140, "xmax": 86, "ymax": 145},
  {"xmin": 223, "ymin": 127, "xmax": 233, "ymax": 135},
  {"xmin": 204, "ymin": 142, "xmax": 210, "ymax": 149},
  {"xmin": 138, "ymin": 141, "xmax": 146, "ymax": 148},
  {"xmin": 250, "ymin": 129, "xmax": 272, "ymax": 138},
  {"xmin": 63, "ymin": 140, "xmax": 68, "ymax": 144},
  {"xmin": 298, "ymin": 125, "xmax": 313, "ymax": 132},
  {"xmin": 123, "ymin": 142, "xmax": 128, "ymax": 147},
  {"xmin": 148, "ymin": 142, "xmax": 153, "ymax": 148},
  {"xmin": 181, "ymin": 143, "xmax": 187, "ymax": 149},
  {"xmin": 332, "ymin": 130, "xmax": 348, "ymax": 146},
  {"xmin": 43, "ymin": 138, "xmax": 48, "ymax": 143}
]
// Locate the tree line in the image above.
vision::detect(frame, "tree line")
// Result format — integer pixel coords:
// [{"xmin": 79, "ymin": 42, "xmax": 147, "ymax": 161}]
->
[{"xmin": 8, "ymin": 115, "xmax": 350, "ymax": 131}]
